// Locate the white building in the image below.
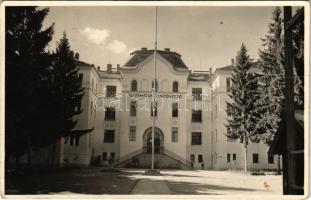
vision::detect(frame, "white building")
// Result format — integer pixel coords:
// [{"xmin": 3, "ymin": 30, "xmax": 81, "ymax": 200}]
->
[{"xmin": 49, "ymin": 48, "xmax": 280, "ymax": 170}]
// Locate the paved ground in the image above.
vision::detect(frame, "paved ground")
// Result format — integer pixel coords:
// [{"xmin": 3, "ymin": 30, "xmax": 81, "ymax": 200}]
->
[
  {"xmin": 5, "ymin": 168, "xmax": 282, "ymax": 195},
  {"xmin": 161, "ymin": 170, "xmax": 282, "ymax": 195},
  {"xmin": 131, "ymin": 177, "xmax": 171, "ymax": 194}
]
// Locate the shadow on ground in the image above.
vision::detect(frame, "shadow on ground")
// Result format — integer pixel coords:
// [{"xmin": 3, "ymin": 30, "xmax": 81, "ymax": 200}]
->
[
  {"xmin": 5, "ymin": 168, "xmax": 265, "ymax": 195},
  {"xmin": 5, "ymin": 168, "xmax": 142, "ymax": 195}
]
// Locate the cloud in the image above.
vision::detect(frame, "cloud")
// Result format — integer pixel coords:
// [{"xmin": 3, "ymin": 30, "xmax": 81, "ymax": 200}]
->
[
  {"xmin": 80, "ymin": 27, "xmax": 110, "ymax": 46},
  {"xmin": 106, "ymin": 40, "xmax": 127, "ymax": 54}
]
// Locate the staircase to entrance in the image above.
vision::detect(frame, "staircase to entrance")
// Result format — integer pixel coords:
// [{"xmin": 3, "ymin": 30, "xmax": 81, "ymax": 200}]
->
[{"xmin": 114, "ymin": 149, "xmax": 191, "ymax": 169}]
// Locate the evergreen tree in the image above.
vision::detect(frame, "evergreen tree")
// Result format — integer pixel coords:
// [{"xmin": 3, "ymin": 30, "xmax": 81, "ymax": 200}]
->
[
  {"xmin": 5, "ymin": 7, "xmax": 54, "ymax": 166},
  {"xmin": 257, "ymin": 7, "xmax": 303, "ymax": 145},
  {"xmin": 47, "ymin": 33, "xmax": 92, "ymax": 164},
  {"xmin": 226, "ymin": 44, "xmax": 260, "ymax": 172},
  {"xmin": 292, "ymin": 8, "xmax": 304, "ymax": 109},
  {"xmin": 256, "ymin": 7, "xmax": 284, "ymax": 145}
]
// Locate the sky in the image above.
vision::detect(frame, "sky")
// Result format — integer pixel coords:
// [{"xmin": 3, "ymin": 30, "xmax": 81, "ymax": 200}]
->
[{"xmin": 42, "ymin": 6, "xmax": 276, "ymax": 71}]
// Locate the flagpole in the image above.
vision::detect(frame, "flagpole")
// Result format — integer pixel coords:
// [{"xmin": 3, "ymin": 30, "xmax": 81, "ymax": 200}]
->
[{"xmin": 151, "ymin": 6, "xmax": 158, "ymax": 170}]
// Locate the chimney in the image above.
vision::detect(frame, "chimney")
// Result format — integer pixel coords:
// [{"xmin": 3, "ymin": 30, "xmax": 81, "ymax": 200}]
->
[
  {"xmin": 107, "ymin": 64, "xmax": 112, "ymax": 73},
  {"xmin": 209, "ymin": 67, "xmax": 212, "ymax": 76},
  {"xmin": 164, "ymin": 48, "xmax": 170, "ymax": 52},
  {"xmin": 141, "ymin": 47, "xmax": 147, "ymax": 51},
  {"xmin": 75, "ymin": 52, "xmax": 80, "ymax": 60},
  {"xmin": 97, "ymin": 66, "xmax": 100, "ymax": 71},
  {"xmin": 231, "ymin": 58, "xmax": 234, "ymax": 66},
  {"xmin": 117, "ymin": 64, "xmax": 120, "ymax": 73}
]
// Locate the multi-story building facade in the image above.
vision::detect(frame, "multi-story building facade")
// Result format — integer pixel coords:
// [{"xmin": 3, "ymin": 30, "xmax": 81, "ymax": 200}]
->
[{"xmin": 17, "ymin": 48, "xmax": 279, "ymax": 170}]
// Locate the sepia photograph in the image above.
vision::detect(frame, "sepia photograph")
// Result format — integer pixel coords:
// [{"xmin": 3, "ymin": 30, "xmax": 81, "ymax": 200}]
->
[{"xmin": 1, "ymin": 1, "xmax": 309, "ymax": 199}]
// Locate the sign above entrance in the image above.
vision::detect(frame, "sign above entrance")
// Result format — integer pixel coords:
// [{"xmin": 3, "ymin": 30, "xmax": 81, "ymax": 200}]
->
[{"xmin": 129, "ymin": 92, "xmax": 182, "ymax": 99}]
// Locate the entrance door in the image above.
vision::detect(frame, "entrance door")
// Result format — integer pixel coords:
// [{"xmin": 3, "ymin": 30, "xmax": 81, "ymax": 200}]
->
[{"xmin": 147, "ymin": 138, "xmax": 160, "ymax": 154}]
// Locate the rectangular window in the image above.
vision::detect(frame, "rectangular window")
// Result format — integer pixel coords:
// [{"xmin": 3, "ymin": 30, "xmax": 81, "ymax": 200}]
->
[
  {"xmin": 105, "ymin": 107, "xmax": 115, "ymax": 120},
  {"xmin": 64, "ymin": 136, "xmax": 69, "ymax": 144},
  {"xmin": 192, "ymin": 110, "xmax": 202, "ymax": 122},
  {"xmin": 172, "ymin": 127, "xmax": 178, "ymax": 142},
  {"xmin": 70, "ymin": 135, "xmax": 74, "ymax": 146},
  {"xmin": 190, "ymin": 154, "xmax": 195, "ymax": 162},
  {"xmin": 172, "ymin": 102, "xmax": 178, "ymax": 117},
  {"xmin": 198, "ymin": 155, "xmax": 203, "ymax": 163},
  {"xmin": 75, "ymin": 135, "xmax": 80, "ymax": 146},
  {"xmin": 129, "ymin": 126, "xmax": 136, "ymax": 141},
  {"xmin": 102, "ymin": 152, "xmax": 108, "ymax": 161},
  {"xmin": 226, "ymin": 77, "xmax": 231, "ymax": 92},
  {"xmin": 233, "ymin": 154, "xmax": 236, "ymax": 161},
  {"xmin": 130, "ymin": 101, "xmax": 136, "ymax": 116},
  {"xmin": 253, "ymin": 154, "xmax": 259, "ymax": 164},
  {"xmin": 191, "ymin": 132, "xmax": 202, "ymax": 145},
  {"xmin": 110, "ymin": 152, "xmax": 115, "ymax": 162},
  {"xmin": 192, "ymin": 88, "xmax": 202, "ymax": 101},
  {"xmin": 227, "ymin": 153, "xmax": 230, "ymax": 163},
  {"xmin": 104, "ymin": 130, "xmax": 115, "ymax": 143},
  {"xmin": 151, "ymin": 102, "xmax": 157, "ymax": 117},
  {"xmin": 78, "ymin": 73, "xmax": 83, "ymax": 86},
  {"xmin": 268, "ymin": 154, "xmax": 274, "ymax": 164},
  {"xmin": 106, "ymin": 85, "xmax": 116, "ymax": 97}
]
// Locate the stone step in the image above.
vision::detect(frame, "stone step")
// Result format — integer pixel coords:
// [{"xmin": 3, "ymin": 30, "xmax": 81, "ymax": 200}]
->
[{"xmin": 117, "ymin": 153, "xmax": 187, "ymax": 169}]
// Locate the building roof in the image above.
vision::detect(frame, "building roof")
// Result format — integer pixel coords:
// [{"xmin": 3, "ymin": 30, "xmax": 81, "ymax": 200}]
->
[
  {"xmin": 214, "ymin": 61, "xmax": 262, "ymax": 74},
  {"xmin": 98, "ymin": 70, "xmax": 122, "ymax": 79},
  {"xmin": 188, "ymin": 72, "xmax": 210, "ymax": 82},
  {"xmin": 124, "ymin": 48, "xmax": 188, "ymax": 70},
  {"xmin": 75, "ymin": 58, "xmax": 119, "ymax": 79},
  {"xmin": 215, "ymin": 65, "xmax": 235, "ymax": 72},
  {"xmin": 74, "ymin": 59, "xmax": 92, "ymax": 67}
]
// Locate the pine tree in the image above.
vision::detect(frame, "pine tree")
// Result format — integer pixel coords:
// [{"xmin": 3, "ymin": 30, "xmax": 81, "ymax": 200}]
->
[
  {"xmin": 226, "ymin": 44, "xmax": 260, "ymax": 172},
  {"xmin": 292, "ymin": 8, "xmax": 304, "ymax": 109},
  {"xmin": 256, "ymin": 7, "xmax": 284, "ymax": 145},
  {"xmin": 50, "ymin": 32, "xmax": 85, "ymax": 137},
  {"xmin": 47, "ymin": 33, "xmax": 92, "ymax": 165},
  {"xmin": 5, "ymin": 7, "xmax": 54, "ymax": 166},
  {"xmin": 257, "ymin": 7, "xmax": 303, "ymax": 145}
]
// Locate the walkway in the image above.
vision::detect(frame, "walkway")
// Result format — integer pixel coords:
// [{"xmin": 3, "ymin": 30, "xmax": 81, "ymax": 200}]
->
[{"xmin": 131, "ymin": 175, "xmax": 172, "ymax": 194}]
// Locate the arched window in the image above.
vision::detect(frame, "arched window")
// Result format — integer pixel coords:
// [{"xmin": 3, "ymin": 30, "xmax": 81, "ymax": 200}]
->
[
  {"xmin": 131, "ymin": 80, "xmax": 137, "ymax": 91},
  {"xmin": 152, "ymin": 79, "xmax": 158, "ymax": 92},
  {"xmin": 173, "ymin": 81, "xmax": 178, "ymax": 92}
]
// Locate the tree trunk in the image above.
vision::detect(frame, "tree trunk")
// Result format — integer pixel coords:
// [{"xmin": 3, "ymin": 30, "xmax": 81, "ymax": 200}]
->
[
  {"xmin": 244, "ymin": 137, "xmax": 247, "ymax": 173},
  {"xmin": 277, "ymin": 155, "xmax": 281, "ymax": 174},
  {"xmin": 244, "ymin": 145, "xmax": 247, "ymax": 173}
]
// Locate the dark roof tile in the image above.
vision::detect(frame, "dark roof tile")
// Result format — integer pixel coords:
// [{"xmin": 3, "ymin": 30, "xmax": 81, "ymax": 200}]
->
[{"xmin": 124, "ymin": 49, "xmax": 188, "ymax": 69}]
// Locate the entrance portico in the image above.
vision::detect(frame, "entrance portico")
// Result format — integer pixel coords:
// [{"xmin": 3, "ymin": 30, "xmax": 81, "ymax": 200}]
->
[{"xmin": 143, "ymin": 127, "xmax": 164, "ymax": 154}]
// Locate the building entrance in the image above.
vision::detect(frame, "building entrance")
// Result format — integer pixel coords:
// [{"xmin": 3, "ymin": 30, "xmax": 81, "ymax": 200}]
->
[{"xmin": 143, "ymin": 127, "xmax": 164, "ymax": 154}]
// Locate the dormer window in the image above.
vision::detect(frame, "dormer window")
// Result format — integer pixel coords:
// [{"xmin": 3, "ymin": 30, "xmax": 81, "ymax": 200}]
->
[
  {"xmin": 131, "ymin": 80, "xmax": 137, "ymax": 91},
  {"xmin": 173, "ymin": 81, "xmax": 179, "ymax": 92}
]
